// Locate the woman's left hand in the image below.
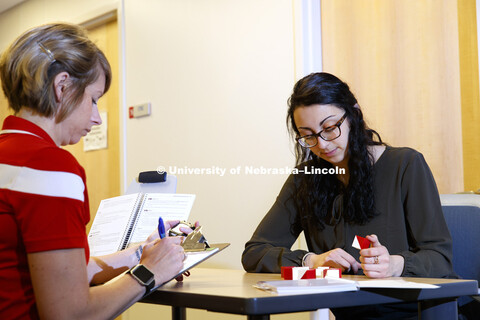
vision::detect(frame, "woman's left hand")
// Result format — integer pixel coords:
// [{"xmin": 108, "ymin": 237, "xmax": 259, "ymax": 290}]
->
[
  {"xmin": 145, "ymin": 220, "xmax": 200, "ymax": 243},
  {"xmin": 178, "ymin": 221, "xmax": 200, "ymax": 235},
  {"xmin": 359, "ymin": 234, "xmax": 404, "ymax": 278}
]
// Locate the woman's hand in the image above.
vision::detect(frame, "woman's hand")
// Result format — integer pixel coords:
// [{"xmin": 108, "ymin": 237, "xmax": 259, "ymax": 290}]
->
[
  {"xmin": 306, "ymin": 249, "xmax": 361, "ymax": 273},
  {"xmin": 359, "ymin": 234, "xmax": 404, "ymax": 278},
  {"xmin": 179, "ymin": 221, "xmax": 200, "ymax": 235},
  {"xmin": 145, "ymin": 220, "xmax": 200, "ymax": 243},
  {"xmin": 140, "ymin": 236, "xmax": 185, "ymax": 285}
]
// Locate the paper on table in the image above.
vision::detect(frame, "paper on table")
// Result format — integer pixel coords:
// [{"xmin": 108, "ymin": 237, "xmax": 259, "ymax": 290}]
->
[
  {"xmin": 255, "ymin": 278, "xmax": 359, "ymax": 295},
  {"xmin": 255, "ymin": 277, "xmax": 439, "ymax": 295},
  {"xmin": 356, "ymin": 279, "xmax": 439, "ymax": 289},
  {"xmin": 321, "ymin": 277, "xmax": 439, "ymax": 289}
]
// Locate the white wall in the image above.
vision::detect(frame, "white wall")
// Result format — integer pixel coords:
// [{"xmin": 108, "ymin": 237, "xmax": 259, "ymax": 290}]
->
[
  {"xmin": 124, "ymin": 0, "xmax": 298, "ymax": 271},
  {"xmin": 123, "ymin": 1, "xmax": 303, "ymax": 318}
]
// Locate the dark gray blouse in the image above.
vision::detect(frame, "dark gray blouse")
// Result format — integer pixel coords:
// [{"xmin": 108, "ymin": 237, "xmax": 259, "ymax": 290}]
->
[{"xmin": 242, "ymin": 147, "xmax": 456, "ymax": 278}]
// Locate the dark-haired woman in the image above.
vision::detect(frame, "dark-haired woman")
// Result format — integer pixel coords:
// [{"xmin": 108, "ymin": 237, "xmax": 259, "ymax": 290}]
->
[{"xmin": 241, "ymin": 72, "xmax": 455, "ymax": 319}]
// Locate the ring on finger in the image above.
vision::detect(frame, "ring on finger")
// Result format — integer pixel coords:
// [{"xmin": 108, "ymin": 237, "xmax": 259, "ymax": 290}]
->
[{"xmin": 373, "ymin": 256, "xmax": 379, "ymax": 264}]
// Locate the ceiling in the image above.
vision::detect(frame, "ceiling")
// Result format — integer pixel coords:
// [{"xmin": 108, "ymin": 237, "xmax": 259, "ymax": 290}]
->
[{"xmin": 0, "ymin": 0, "xmax": 27, "ymax": 14}]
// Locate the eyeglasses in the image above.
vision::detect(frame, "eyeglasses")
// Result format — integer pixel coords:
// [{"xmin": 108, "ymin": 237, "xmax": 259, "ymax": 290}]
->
[{"xmin": 296, "ymin": 113, "xmax": 347, "ymax": 148}]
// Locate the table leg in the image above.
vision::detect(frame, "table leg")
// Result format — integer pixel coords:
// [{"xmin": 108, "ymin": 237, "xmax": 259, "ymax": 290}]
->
[
  {"xmin": 419, "ymin": 298, "xmax": 458, "ymax": 320},
  {"xmin": 247, "ymin": 315, "xmax": 270, "ymax": 320},
  {"xmin": 172, "ymin": 306, "xmax": 186, "ymax": 320}
]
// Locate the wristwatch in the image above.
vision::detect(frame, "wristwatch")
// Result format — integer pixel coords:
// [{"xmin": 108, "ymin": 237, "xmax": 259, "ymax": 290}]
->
[{"xmin": 127, "ymin": 264, "xmax": 155, "ymax": 295}]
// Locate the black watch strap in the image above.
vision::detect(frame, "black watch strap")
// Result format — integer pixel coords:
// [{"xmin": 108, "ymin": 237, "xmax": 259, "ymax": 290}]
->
[
  {"xmin": 144, "ymin": 276, "xmax": 155, "ymax": 295},
  {"xmin": 127, "ymin": 264, "xmax": 155, "ymax": 295}
]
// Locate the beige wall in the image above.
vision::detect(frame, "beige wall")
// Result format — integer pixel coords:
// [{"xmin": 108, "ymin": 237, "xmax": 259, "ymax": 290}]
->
[
  {"xmin": 123, "ymin": 2, "xmax": 311, "ymax": 318},
  {"xmin": 122, "ymin": 1, "xmax": 299, "ymax": 318},
  {"xmin": 123, "ymin": 0, "xmax": 296, "ymax": 267}
]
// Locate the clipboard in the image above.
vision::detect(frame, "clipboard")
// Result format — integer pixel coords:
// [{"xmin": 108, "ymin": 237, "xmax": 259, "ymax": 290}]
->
[{"xmin": 148, "ymin": 243, "xmax": 230, "ymax": 295}]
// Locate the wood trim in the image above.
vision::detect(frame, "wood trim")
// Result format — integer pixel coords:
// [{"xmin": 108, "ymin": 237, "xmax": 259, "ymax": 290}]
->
[{"xmin": 458, "ymin": 0, "xmax": 480, "ymax": 192}]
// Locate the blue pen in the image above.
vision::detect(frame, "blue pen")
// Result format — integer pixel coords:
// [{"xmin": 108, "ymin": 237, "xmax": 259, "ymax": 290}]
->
[{"xmin": 158, "ymin": 217, "xmax": 166, "ymax": 239}]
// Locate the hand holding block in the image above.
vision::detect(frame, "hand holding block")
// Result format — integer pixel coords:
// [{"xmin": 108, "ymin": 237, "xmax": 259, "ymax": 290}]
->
[{"xmin": 352, "ymin": 235, "xmax": 371, "ymax": 250}]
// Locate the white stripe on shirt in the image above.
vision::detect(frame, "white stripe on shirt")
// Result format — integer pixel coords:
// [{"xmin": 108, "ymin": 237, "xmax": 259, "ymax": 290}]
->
[
  {"xmin": 0, "ymin": 129, "xmax": 41, "ymax": 138},
  {"xmin": 0, "ymin": 163, "xmax": 84, "ymax": 202}
]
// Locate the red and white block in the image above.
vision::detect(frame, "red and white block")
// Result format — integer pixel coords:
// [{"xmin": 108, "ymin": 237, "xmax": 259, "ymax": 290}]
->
[
  {"xmin": 281, "ymin": 266, "xmax": 342, "ymax": 280},
  {"xmin": 281, "ymin": 266, "xmax": 316, "ymax": 280},
  {"xmin": 352, "ymin": 235, "xmax": 371, "ymax": 250},
  {"xmin": 320, "ymin": 268, "xmax": 342, "ymax": 278}
]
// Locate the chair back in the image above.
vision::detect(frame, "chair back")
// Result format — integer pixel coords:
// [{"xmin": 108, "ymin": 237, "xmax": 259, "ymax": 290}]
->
[{"xmin": 440, "ymin": 194, "xmax": 480, "ymax": 285}]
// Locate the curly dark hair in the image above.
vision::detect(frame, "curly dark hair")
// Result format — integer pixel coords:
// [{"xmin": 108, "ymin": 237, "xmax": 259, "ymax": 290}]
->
[{"xmin": 287, "ymin": 72, "xmax": 385, "ymax": 229}]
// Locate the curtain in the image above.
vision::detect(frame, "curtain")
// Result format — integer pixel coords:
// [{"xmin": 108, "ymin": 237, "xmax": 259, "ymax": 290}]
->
[{"xmin": 321, "ymin": 0, "xmax": 467, "ymax": 193}]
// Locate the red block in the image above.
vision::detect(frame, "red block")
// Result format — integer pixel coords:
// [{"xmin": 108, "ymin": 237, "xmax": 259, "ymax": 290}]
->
[{"xmin": 281, "ymin": 266, "xmax": 294, "ymax": 279}]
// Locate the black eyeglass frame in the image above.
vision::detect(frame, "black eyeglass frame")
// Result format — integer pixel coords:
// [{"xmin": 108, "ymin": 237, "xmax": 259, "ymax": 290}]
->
[{"xmin": 296, "ymin": 113, "xmax": 347, "ymax": 148}]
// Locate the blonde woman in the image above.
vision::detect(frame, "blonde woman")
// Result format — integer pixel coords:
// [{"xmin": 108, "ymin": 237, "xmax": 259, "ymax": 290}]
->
[{"xmin": 0, "ymin": 23, "xmax": 185, "ymax": 319}]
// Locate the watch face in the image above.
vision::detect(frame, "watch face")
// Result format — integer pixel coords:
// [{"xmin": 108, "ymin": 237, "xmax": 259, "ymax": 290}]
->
[{"xmin": 132, "ymin": 265, "xmax": 154, "ymax": 284}]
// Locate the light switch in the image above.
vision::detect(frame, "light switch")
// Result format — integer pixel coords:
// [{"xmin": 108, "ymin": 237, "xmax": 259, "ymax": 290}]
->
[{"xmin": 129, "ymin": 103, "xmax": 151, "ymax": 118}]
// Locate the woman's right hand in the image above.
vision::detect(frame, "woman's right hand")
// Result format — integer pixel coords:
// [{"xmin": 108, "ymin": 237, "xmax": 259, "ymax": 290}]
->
[
  {"xmin": 140, "ymin": 236, "xmax": 185, "ymax": 285},
  {"xmin": 306, "ymin": 249, "xmax": 361, "ymax": 274}
]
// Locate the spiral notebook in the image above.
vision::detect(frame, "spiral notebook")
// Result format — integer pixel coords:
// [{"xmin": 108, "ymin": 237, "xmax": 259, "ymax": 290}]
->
[{"xmin": 88, "ymin": 193, "xmax": 195, "ymax": 256}]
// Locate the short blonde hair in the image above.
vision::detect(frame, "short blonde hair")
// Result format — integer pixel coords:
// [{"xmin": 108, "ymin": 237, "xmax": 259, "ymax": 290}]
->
[{"xmin": 0, "ymin": 23, "xmax": 111, "ymax": 122}]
